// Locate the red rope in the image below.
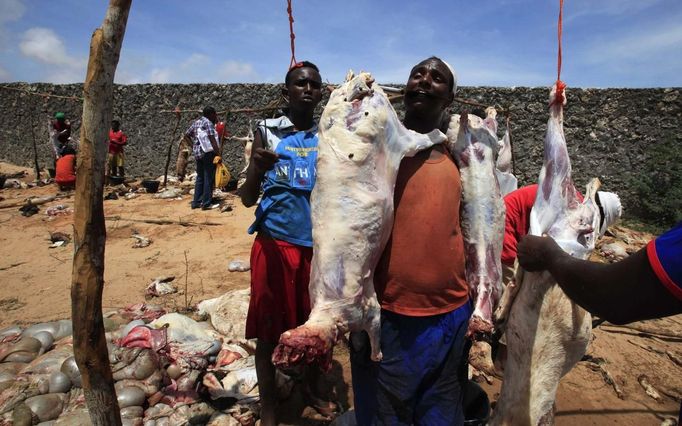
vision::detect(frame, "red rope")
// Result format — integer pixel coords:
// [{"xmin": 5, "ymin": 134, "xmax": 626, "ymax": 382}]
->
[
  {"xmin": 287, "ymin": 0, "xmax": 297, "ymax": 69},
  {"xmin": 557, "ymin": 0, "xmax": 563, "ymax": 83},
  {"xmin": 554, "ymin": 0, "xmax": 565, "ymax": 104}
]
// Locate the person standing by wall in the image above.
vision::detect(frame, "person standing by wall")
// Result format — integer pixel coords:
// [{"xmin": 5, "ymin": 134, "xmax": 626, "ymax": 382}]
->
[
  {"xmin": 185, "ymin": 106, "xmax": 221, "ymax": 210},
  {"xmin": 108, "ymin": 119, "xmax": 128, "ymax": 178}
]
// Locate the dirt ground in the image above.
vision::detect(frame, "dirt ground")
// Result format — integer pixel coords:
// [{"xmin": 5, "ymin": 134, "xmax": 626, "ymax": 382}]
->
[{"xmin": 0, "ymin": 162, "xmax": 679, "ymax": 425}]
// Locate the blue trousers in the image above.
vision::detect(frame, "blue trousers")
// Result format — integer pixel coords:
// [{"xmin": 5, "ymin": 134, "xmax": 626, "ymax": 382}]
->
[
  {"xmin": 192, "ymin": 152, "xmax": 216, "ymax": 208},
  {"xmin": 350, "ymin": 302, "xmax": 472, "ymax": 426}
]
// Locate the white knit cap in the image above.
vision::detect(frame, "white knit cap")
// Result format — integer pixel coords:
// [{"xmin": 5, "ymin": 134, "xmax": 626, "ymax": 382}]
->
[
  {"xmin": 597, "ymin": 191, "xmax": 622, "ymax": 237},
  {"xmin": 441, "ymin": 60, "xmax": 458, "ymax": 96}
]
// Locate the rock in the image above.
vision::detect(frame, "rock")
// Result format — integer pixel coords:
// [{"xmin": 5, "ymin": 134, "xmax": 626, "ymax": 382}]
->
[{"xmin": 227, "ymin": 260, "xmax": 250, "ymax": 272}]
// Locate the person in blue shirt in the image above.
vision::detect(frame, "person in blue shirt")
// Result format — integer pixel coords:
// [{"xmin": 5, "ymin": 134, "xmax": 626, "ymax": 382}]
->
[{"xmin": 239, "ymin": 61, "xmax": 334, "ymax": 425}]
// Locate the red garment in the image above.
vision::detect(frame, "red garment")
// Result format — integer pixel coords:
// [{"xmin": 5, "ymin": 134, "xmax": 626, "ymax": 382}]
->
[
  {"xmin": 374, "ymin": 147, "xmax": 469, "ymax": 316},
  {"xmin": 109, "ymin": 129, "xmax": 127, "ymax": 154},
  {"xmin": 52, "ymin": 120, "xmax": 71, "ymax": 144},
  {"xmin": 502, "ymin": 184, "xmax": 584, "ymax": 266},
  {"xmin": 55, "ymin": 154, "xmax": 76, "ymax": 186},
  {"xmin": 245, "ymin": 235, "xmax": 312, "ymax": 343},
  {"xmin": 215, "ymin": 122, "xmax": 227, "ymax": 141}
]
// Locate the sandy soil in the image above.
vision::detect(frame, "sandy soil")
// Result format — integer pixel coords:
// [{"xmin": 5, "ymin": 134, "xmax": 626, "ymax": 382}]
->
[{"xmin": 0, "ymin": 162, "xmax": 679, "ymax": 425}]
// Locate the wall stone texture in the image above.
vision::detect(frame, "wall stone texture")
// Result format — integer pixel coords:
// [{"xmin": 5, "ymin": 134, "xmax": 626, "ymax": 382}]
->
[{"xmin": 1, "ymin": 83, "xmax": 680, "ymax": 225}]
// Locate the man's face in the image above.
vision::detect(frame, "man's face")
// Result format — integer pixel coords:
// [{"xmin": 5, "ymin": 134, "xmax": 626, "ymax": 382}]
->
[
  {"xmin": 284, "ymin": 67, "xmax": 323, "ymax": 112},
  {"xmin": 404, "ymin": 59, "xmax": 453, "ymax": 116},
  {"xmin": 208, "ymin": 112, "xmax": 217, "ymax": 124}
]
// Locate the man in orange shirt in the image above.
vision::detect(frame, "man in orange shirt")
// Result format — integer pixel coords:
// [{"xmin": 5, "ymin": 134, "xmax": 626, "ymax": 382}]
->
[
  {"xmin": 350, "ymin": 57, "xmax": 471, "ymax": 425},
  {"xmin": 55, "ymin": 146, "xmax": 76, "ymax": 190},
  {"xmin": 108, "ymin": 119, "xmax": 128, "ymax": 178}
]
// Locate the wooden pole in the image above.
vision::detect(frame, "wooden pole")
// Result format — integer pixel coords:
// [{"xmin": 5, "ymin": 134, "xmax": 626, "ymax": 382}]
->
[
  {"xmin": 71, "ymin": 1, "xmax": 131, "ymax": 425},
  {"xmin": 29, "ymin": 106, "xmax": 42, "ymax": 181},
  {"xmin": 163, "ymin": 111, "xmax": 182, "ymax": 188}
]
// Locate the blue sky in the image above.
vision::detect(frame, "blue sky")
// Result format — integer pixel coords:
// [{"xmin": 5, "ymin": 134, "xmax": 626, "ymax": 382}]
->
[{"xmin": 1, "ymin": 0, "xmax": 681, "ymax": 88}]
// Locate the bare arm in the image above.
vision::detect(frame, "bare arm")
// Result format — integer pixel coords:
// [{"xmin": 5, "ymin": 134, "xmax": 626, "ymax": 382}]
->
[
  {"xmin": 239, "ymin": 129, "xmax": 279, "ymax": 207},
  {"xmin": 517, "ymin": 235, "xmax": 682, "ymax": 324}
]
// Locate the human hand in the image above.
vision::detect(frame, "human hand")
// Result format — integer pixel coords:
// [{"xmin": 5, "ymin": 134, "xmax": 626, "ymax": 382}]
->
[
  {"xmin": 213, "ymin": 156, "xmax": 222, "ymax": 164},
  {"xmin": 251, "ymin": 148, "xmax": 279, "ymax": 175},
  {"xmin": 517, "ymin": 235, "xmax": 564, "ymax": 272}
]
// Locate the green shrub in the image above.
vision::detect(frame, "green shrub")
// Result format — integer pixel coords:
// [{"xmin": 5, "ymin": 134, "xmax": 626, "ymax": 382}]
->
[{"xmin": 630, "ymin": 139, "xmax": 682, "ymax": 230}]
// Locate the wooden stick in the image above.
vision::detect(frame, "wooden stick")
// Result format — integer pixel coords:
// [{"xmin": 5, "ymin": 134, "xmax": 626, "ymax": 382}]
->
[
  {"xmin": 105, "ymin": 215, "xmax": 221, "ymax": 226},
  {"xmin": 71, "ymin": 1, "xmax": 131, "ymax": 425},
  {"xmin": 584, "ymin": 358, "xmax": 624, "ymax": 399},
  {"xmin": 163, "ymin": 112, "xmax": 181, "ymax": 187},
  {"xmin": 601, "ymin": 324, "xmax": 682, "ymax": 340},
  {"xmin": 0, "ymin": 195, "xmax": 62, "ymax": 210}
]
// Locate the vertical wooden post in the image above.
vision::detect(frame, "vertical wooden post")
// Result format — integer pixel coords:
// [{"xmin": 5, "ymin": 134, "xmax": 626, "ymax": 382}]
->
[{"xmin": 71, "ymin": 1, "xmax": 131, "ymax": 425}]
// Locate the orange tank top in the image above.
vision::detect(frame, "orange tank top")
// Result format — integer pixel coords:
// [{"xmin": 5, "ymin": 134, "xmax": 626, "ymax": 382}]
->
[{"xmin": 374, "ymin": 146, "xmax": 469, "ymax": 316}]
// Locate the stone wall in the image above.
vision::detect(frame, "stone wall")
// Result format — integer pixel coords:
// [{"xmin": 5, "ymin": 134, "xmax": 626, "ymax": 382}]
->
[{"xmin": 1, "ymin": 83, "xmax": 680, "ymax": 224}]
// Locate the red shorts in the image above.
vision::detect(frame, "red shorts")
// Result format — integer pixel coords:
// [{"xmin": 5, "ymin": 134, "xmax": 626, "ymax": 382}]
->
[{"xmin": 245, "ymin": 235, "xmax": 313, "ymax": 343}]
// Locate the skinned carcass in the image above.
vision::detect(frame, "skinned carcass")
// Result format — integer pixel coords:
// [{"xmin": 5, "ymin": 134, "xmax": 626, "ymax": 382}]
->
[
  {"xmin": 496, "ymin": 127, "xmax": 518, "ymax": 197},
  {"xmin": 271, "ymin": 72, "xmax": 446, "ymax": 370},
  {"xmin": 446, "ymin": 108, "xmax": 506, "ymax": 375},
  {"xmin": 491, "ymin": 82, "xmax": 599, "ymax": 425}
]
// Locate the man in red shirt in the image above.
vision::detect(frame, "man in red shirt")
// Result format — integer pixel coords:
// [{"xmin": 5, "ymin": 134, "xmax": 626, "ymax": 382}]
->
[
  {"xmin": 108, "ymin": 119, "xmax": 128, "ymax": 178},
  {"xmin": 55, "ymin": 146, "xmax": 76, "ymax": 190},
  {"xmin": 501, "ymin": 184, "xmax": 621, "ymax": 284}
]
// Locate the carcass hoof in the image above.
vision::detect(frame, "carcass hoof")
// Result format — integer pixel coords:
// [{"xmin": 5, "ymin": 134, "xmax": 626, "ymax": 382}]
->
[{"xmin": 272, "ymin": 326, "xmax": 336, "ymax": 372}]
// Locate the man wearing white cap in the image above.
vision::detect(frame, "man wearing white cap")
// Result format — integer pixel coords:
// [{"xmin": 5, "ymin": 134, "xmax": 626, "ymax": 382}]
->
[
  {"xmin": 350, "ymin": 56, "xmax": 472, "ymax": 425},
  {"xmin": 501, "ymin": 184, "xmax": 622, "ymax": 284}
]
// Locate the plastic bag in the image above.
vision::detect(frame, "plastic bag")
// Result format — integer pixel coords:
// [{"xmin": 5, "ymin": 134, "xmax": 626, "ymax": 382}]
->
[{"xmin": 215, "ymin": 162, "xmax": 231, "ymax": 189}]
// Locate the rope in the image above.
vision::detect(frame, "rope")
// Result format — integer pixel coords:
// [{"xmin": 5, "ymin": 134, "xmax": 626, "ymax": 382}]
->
[
  {"xmin": 287, "ymin": 0, "xmax": 297, "ymax": 69},
  {"xmin": 554, "ymin": 0, "xmax": 566, "ymax": 104},
  {"xmin": 0, "ymin": 84, "xmax": 83, "ymax": 101},
  {"xmin": 557, "ymin": 0, "xmax": 564, "ymax": 83}
]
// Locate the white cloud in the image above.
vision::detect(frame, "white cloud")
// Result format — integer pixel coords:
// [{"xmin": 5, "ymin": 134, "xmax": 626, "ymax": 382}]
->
[
  {"xmin": 18, "ymin": 27, "xmax": 86, "ymax": 83},
  {"xmin": 568, "ymin": 0, "xmax": 664, "ymax": 19},
  {"xmin": 0, "ymin": 65, "xmax": 11, "ymax": 82},
  {"xmin": 0, "ymin": 0, "xmax": 25, "ymax": 50},
  {"xmin": 216, "ymin": 60, "xmax": 258, "ymax": 82},
  {"xmin": 19, "ymin": 27, "xmax": 72, "ymax": 65},
  {"xmin": 180, "ymin": 53, "xmax": 209, "ymax": 70},
  {"xmin": 149, "ymin": 68, "xmax": 172, "ymax": 83},
  {"xmin": 582, "ymin": 21, "xmax": 682, "ymax": 64},
  {"xmin": 0, "ymin": 0, "xmax": 25, "ymax": 22}
]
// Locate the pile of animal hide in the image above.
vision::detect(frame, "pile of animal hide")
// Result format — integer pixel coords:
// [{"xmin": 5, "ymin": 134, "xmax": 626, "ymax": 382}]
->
[{"xmin": 0, "ymin": 289, "xmax": 285, "ymax": 425}]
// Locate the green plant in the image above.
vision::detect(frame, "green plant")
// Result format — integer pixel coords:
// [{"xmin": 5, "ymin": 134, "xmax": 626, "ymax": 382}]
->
[{"xmin": 630, "ymin": 139, "xmax": 682, "ymax": 230}]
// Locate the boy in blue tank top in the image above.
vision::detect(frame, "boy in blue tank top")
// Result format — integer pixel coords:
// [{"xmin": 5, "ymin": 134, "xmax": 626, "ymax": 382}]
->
[{"xmin": 240, "ymin": 61, "xmax": 335, "ymax": 425}]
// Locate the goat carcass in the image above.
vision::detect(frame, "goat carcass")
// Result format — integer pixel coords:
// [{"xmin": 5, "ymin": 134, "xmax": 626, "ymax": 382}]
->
[
  {"xmin": 446, "ymin": 107, "xmax": 506, "ymax": 374},
  {"xmin": 271, "ymin": 72, "xmax": 446, "ymax": 370},
  {"xmin": 491, "ymin": 82, "xmax": 598, "ymax": 425}
]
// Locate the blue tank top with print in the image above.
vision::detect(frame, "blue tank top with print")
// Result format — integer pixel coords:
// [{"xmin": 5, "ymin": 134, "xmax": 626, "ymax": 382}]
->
[{"xmin": 247, "ymin": 118, "xmax": 318, "ymax": 247}]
